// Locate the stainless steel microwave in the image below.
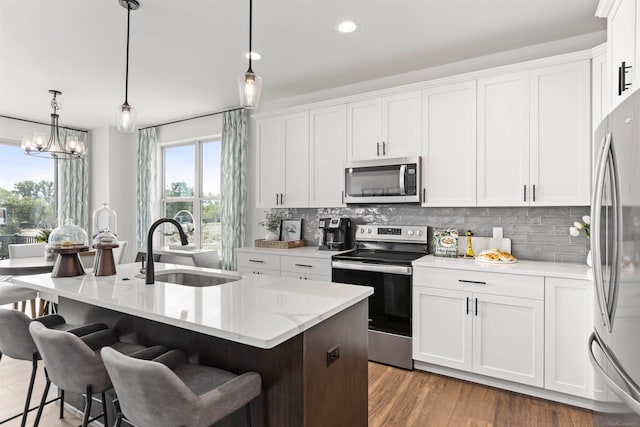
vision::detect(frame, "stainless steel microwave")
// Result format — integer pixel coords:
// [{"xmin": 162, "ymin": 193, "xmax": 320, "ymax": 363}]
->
[{"xmin": 344, "ymin": 156, "xmax": 421, "ymax": 204}]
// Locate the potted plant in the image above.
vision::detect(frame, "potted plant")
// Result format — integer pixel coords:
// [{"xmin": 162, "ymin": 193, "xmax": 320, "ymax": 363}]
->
[{"xmin": 259, "ymin": 211, "xmax": 283, "ymax": 241}]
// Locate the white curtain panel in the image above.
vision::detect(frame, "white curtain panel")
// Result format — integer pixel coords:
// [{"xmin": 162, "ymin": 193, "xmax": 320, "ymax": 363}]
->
[
  {"xmin": 136, "ymin": 127, "xmax": 157, "ymax": 249},
  {"xmin": 220, "ymin": 109, "xmax": 247, "ymax": 270},
  {"xmin": 58, "ymin": 129, "xmax": 90, "ymax": 230}
]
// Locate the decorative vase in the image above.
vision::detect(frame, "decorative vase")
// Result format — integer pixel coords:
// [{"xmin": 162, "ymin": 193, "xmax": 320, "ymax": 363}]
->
[
  {"xmin": 586, "ymin": 250, "xmax": 592, "ymax": 267},
  {"xmin": 265, "ymin": 231, "xmax": 279, "ymax": 241}
]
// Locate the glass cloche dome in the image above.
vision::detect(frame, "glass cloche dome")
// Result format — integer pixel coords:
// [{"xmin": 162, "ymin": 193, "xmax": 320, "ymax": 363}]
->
[
  {"xmin": 48, "ymin": 219, "xmax": 89, "ymax": 249},
  {"xmin": 92, "ymin": 230, "xmax": 118, "ymax": 247},
  {"xmin": 92, "ymin": 202, "xmax": 117, "ymax": 237}
]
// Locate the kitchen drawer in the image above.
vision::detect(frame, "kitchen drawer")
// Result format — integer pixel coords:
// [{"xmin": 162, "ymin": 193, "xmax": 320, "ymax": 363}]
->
[
  {"xmin": 237, "ymin": 252, "xmax": 281, "ymax": 270},
  {"xmin": 281, "ymin": 270, "xmax": 331, "ymax": 282},
  {"xmin": 280, "ymin": 256, "xmax": 331, "ymax": 275},
  {"xmin": 414, "ymin": 267, "xmax": 543, "ymax": 300},
  {"xmin": 237, "ymin": 266, "xmax": 280, "ymax": 277}
]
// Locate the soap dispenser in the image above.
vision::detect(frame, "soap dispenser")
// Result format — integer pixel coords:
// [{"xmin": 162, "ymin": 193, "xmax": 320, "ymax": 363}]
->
[{"xmin": 465, "ymin": 230, "xmax": 475, "ymax": 258}]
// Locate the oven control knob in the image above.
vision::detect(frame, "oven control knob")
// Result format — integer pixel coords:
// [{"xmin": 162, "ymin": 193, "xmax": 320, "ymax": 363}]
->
[
  {"xmin": 360, "ymin": 228, "xmax": 365, "ymax": 233},
  {"xmin": 417, "ymin": 230, "xmax": 424, "ymax": 236},
  {"xmin": 407, "ymin": 230, "xmax": 414, "ymax": 235},
  {"xmin": 367, "ymin": 229, "xmax": 372, "ymax": 234}
]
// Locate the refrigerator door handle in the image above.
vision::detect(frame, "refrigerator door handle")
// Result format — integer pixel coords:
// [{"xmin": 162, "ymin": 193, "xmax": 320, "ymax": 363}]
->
[
  {"xmin": 589, "ymin": 332, "xmax": 640, "ymax": 415},
  {"xmin": 607, "ymin": 137, "xmax": 623, "ymax": 330},
  {"xmin": 592, "ymin": 132, "xmax": 613, "ymax": 332}
]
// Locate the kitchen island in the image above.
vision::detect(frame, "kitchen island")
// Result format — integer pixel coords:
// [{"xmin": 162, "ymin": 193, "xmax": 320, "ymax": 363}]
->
[{"xmin": 13, "ymin": 262, "xmax": 373, "ymax": 426}]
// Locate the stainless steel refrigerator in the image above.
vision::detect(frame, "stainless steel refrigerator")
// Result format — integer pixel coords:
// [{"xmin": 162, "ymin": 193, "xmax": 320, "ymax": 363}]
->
[{"xmin": 590, "ymin": 90, "xmax": 640, "ymax": 425}]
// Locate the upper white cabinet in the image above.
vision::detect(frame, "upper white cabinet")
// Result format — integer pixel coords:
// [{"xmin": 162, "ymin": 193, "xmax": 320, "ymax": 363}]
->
[
  {"xmin": 421, "ymin": 81, "xmax": 477, "ymax": 206},
  {"xmin": 309, "ymin": 105, "xmax": 347, "ymax": 207},
  {"xmin": 255, "ymin": 112, "xmax": 309, "ymax": 208},
  {"xmin": 477, "ymin": 60, "xmax": 591, "ymax": 206},
  {"xmin": 477, "ymin": 72, "xmax": 530, "ymax": 206},
  {"xmin": 347, "ymin": 91, "xmax": 421, "ymax": 161}
]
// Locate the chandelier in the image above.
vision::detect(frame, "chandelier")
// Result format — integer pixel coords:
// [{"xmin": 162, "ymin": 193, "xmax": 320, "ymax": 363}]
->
[{"xmin": 21, "ymin": 90, "xmax": 85, "ymax": 160}]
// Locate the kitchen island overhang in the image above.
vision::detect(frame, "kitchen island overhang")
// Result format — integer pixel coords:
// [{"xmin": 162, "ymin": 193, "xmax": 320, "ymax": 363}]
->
[{"xmin": 14, "ymin": 263, "xmax": 373, "ymax": 427}]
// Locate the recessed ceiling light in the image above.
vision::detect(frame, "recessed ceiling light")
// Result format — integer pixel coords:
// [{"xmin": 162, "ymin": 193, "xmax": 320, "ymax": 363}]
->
[
  {"xmin": 336, "ymin": 20, "xmax": 358, "ymax": 33},
  {"xmin": 244, "ymin": 51, "xmax": 262, "ymax": 60}
]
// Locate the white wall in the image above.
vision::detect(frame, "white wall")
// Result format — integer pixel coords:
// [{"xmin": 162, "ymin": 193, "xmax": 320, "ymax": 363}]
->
[
  {"xmin": 0, "ymin": 116, "xmax": 51, "ymax": 142},
  {"xmin": 90, "ymin": 126, "xmax": 137, "ymax": 262}
]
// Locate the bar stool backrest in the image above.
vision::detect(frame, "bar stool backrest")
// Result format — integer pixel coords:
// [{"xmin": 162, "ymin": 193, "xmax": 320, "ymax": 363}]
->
[
  {"xmin": 8, "ymin": 243, "xmax": 47, "ymax": 259},
  {"xmin": 0, "ymin": 308, "xmax": 37, "ymax": 359}
]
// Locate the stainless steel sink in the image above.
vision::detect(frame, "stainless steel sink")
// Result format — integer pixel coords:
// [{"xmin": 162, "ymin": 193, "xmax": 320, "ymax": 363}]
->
[{"xmin": 136, "ymin": 270, "xmax": 240, "ymax": 287}]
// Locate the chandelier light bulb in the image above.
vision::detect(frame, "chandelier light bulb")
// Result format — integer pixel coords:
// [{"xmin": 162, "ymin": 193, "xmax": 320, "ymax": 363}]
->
[
  {"xmin": 117, "ymin": 103, "xmax": 137, "ymax": 133},
  {"xmin": 21, "ymin": 136, "xmax": 34, "ymax": 152},
  {"xmin": 238, "ymin": 71, "xmax": 262, "ymax": 109},
  {"xmin": 33, "ymin": 132, "xmax": 46, "ymax": 150}
]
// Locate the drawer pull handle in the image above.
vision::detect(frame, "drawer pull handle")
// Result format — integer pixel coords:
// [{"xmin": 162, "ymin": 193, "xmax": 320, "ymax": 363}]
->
[
  {"xmin": 475, "ymin": 298, "xmax": 478, "ymax": 316},
  {"xmin": 458, "ymin": 279, "xmax": 486, "ymax": 285},
  {"xmin": 466, "ymin": 297, "xmax": 469, "ymax": 315},
  {"xmin": 295, "ymin": 264, "xmax": 313, "ymax": 268},
  {"xmin": 249, "ymin": 259, "xmax": 265, "ymax": 263}
]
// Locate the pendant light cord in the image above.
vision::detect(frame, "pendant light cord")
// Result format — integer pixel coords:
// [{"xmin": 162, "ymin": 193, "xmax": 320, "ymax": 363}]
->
[
  {"xmin": 124, "ymin": 2, "xmax": 131, "ymax": 104},
  {"xmin": 248, "ymin": 0, "xmax": 253, "ymax": 73}
]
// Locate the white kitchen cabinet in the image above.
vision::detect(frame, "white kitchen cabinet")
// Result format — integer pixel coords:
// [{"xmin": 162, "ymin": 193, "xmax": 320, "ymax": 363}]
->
[
  {"xmin": 236, "ymin": 251, "xmax": 280, "ymax": 276},
  {"xmin": 530, "ymin": 61, "xmax": 591, "ymax": 206},
  {"xmin": 235, "ymin": 248, "xmax": 332, "ymax": 281},
  {"xmin": 347, "ymin": 91, "xmax": 421, "ymax": 160},
  {"xmin": 413, "ymin": 267, "xmax": 544, "ymax": 387},
  {"xmin": 280, "ymin": 255, "xmax": 331, "ymax": 281},
  {"xmin": 421, "ymin": 81, "xmax": 476, "ymax": 206},
  {"xmin": 545, "ymin": 277, "xmax": 605, "ymax": 400},
  {"xmin": 477, "ymin": 72, "xmax": 530, "ymax": 206},
  {"xmin": 255, "ymin": 112, "xmax": 309, "ymax": 208},
  {"xmin": 477, "ymin": 61, "xmax": 590, "ymax": 206},
  {"xmin": 309, "ymin": 105, "xmax": 347, "ymax": 207}
]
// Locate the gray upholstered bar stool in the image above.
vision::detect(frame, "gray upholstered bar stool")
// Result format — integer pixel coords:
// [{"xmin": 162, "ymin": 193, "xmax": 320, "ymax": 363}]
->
[
  {"xmin": 0, "ymin": 308, "xmax": 107, "ymax": 427},
  {"xmin": 0, "ymin": 282, "xmax": 38, "ymax": 317},
  {"xmin": 29, "ymin": 322, "xmax": 168, "ymax": 427},
  {"xmin": 101, "ymin": 347, "xmax": 262, "ymax": 427}
]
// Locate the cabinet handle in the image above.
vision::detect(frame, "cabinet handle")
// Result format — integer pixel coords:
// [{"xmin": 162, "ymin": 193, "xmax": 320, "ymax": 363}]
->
[
  {"xmin": 382, "ymin": 141, "xmax": 386, "ymax": 155},
  {"xmin": 523, "ymin": 185, "xmax": 527, "ymax": 202},
  {"xmin": 249, "ymin": 259, "xmax": 264, "ymax": 263},
  {"xmin": 341, "ymin": 191, "xmax": 344, "ymax": 204},
  {"xmin": 458, "ymin": 279, "xmax": 486, "ymax": 285},
  {"xmin": 280, "ymin": 193, "xmax": 284, "ymax": 205},
  {"xmin": 619, "ymin": 62, "xmax": 633, "ymax": 96},
  {"xmin": 466, "ymin": 297, "xmax": 469, "ymax": 315},
  {"xmin": 475, "ymin": 298, "xmax": 478, "ymax": 316},
  {"xmin": 533, "ymin": 184, "xmax": 536, "ymax": 202},
  {"xmin": 276, "ymin": 193, "xmax": 279, "ymax": 205},
  {"xmin": 295, "ymin": 263, "xmax": 313, "ymax": 268},
  {"xmin": 423, "ymin": 188, "xmax": 426, "ymax": 203},
  {"xmin": 377, "ymin": 142, "xmax": 380, "ymax": 156}
]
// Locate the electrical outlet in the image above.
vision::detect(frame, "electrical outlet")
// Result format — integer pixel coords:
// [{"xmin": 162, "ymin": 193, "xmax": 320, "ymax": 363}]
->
[
  {"xmin": 493, "ymin": 227, "xmax": 503, "ymax": 239},
  {"xmin": 327, "ymin": 344, "xmax": 340, "ymax": 366}
]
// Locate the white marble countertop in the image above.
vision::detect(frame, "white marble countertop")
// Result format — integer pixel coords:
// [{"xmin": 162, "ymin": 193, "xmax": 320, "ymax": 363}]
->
[
  {"xmin": 236, "ymin": 245, "xmax": 350, "ymax": 258},
  {"xmin": 12, "ymin": 262, "xmax": 373, "ymax": 349},
  {"xmin": 413, "ymin": 255, "xmax": 593, "ymax": 280}
]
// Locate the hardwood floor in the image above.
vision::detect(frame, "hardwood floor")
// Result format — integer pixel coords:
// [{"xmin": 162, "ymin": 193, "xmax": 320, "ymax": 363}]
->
[
  {"xmin": 0, "ymin": 355, "xmax": 594, "ymax": 426},
  {"xmin": 369, "ymin": 362, "xmax": 594, "ymax": 427}
]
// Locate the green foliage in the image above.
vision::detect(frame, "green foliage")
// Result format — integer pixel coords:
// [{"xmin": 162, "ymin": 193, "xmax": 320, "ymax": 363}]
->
[
  {"xmin": 259, "ymin": 211, "xmax": 283, "ymax": 233},
  {"xmin": 165, "ymin": 181, "xmax": 194, "ymax": 198},
  {"xmin": 2, "ymin": 220, "xmax": 22, "ymax": 235},
  {"xmin": 0, "ymin": 180, "xmax": 56, "ymax": 229},
  {"xmin": 36, "ymin": 229, "xmax": 52, "ymax": 243}
]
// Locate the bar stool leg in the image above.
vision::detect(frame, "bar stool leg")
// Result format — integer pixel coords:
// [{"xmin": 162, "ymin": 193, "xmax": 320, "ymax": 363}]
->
[
  {"xmin": 113, "ymin": 398, "xmax": 123, "ymax": 427},
  {"xmin": 245, "ymin": 404, "xmax": 252, "ymax": 427},
  {"xmin": 59, "ymin": 390, "xmax": 65, "ymax": 419},
  {"xmin": 29, "ymin": 299, "xmax": 36, "ymax": 318},
  {"xmin": 81, "ymin": 385, "xmax": 92, "ymax": 427},
  {"xmin": 101, "ymin": 392, "xmax": 108, "ymax": 426},
  {"xmin": 33, "ymin": 375, "xmax": 51, "ymax": 427},
  {"xmin": 20, "ymin": 355, "xmax": 38, "ymax": 427}
]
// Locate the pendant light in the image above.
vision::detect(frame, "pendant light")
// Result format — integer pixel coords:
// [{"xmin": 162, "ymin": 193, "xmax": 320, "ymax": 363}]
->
[
  {"xmin": 238, "ymin": 0, "xmax": 262, "ymax": 109},
  {"xmin": 116, "ymin": 0, "xmax": 140, "ymax": 132},
  {"xmin": 21, "ymin": 90, "xmax": 85, "ymax": 160}
]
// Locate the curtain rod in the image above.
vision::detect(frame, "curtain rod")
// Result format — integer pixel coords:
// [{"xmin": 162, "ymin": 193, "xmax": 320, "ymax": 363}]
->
[
  {"xmin": 0, "ymin": 114, "xmax": 89, "ymax": 133},
  {"xmin": 139, "ymin": 107, "xmax": 244, "ymax": 131}
]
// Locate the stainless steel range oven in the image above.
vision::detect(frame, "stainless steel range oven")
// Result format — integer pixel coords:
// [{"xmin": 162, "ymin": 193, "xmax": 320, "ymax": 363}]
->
[{"xmin": 331, "ymin": 224, "xmax": 428, "ymax": 370}]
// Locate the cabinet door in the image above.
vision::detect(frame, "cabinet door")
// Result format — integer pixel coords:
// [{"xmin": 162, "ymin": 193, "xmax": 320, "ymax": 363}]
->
[
  {"xmin": 530, "ymin": 61, "xmax": 591, "ymax": 206},
  {"xmin": 421, "ymin": 81, "xmax": 476, "ymax": 206},
  {"xmin": 382, "ymin": 91, "xmax": 421, "ymax": 158},
  {"xmin": 256, "ymin": 118, "xmax": 282, "ymax": 208},
  {"xmin": 309, "ymin": 105, "xmax": 347, "ymax": 207},
  {"xmin": 477, "ymin": 73, "xmax": 530, "ymax": 206},
  {"xmin": 347, "ymin": 98, "xmax": 382, "ymax": 160},
  {"xmin": 472, "ymin": 293, "xmax": 543, "ymax": 387},
  {"xmin": 545, "ymin": 278, "xmax": 603, "ymax": 399},
  {"xmin": 281, "ymin": 112, "xmax": 309, "ymax": 207},
  {"xmin": 413, "ymin": 286, "xmax": 472, "ymax": 371},
  {"xmin": 609, "ymin": 0, "xmax": 636, "ymax": 109}
]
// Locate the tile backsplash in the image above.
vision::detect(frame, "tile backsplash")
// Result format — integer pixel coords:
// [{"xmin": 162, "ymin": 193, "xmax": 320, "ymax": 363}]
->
[{"xmin": 266, "ymin": 205, "xmax": 591, "ymax": 263}]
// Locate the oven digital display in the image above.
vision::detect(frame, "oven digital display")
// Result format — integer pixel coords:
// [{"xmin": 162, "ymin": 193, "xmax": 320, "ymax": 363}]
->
[{"xmin": 377, "ymin": 227, "xmax": 401, "ymax": 235}]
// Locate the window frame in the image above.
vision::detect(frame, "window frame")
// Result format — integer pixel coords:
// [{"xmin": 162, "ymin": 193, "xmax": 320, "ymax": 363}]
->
[{"xmin": 159, "ymin": 135, "xmax": 221, "ymax": 250}]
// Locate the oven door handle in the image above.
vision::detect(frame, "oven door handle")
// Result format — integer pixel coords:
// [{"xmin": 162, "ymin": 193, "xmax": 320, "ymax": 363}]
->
[
  {"xmin": 332, "ymin": 260, "xmax": 412, "ymax": 275},
  {"xmin": 399, "ymin": 164, "xmax": 406, "ymax": 195}
]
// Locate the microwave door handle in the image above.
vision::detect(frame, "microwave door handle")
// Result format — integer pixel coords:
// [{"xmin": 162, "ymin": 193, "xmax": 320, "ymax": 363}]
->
[
  {"xmin": 592, "ymin": 132, "xmax": 612, "ymax": 332},
  {"xmin": 399, "ymin": 164, "xmax": 406, "ymax": 195},
  {"xmin": 607, "ymin": 138, "xmax": 623, "ymax": 331}
]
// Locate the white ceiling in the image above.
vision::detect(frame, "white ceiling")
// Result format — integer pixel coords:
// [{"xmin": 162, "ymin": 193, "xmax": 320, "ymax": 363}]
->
[{"xmin": 0, "ymin": 0, "xmax": 605, "ymax": 130}]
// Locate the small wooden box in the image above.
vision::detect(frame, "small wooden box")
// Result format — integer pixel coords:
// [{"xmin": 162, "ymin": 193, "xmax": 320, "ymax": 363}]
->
[{"xmin": 254, "ymin": 239, "xmax": 306, "ymax": 249}]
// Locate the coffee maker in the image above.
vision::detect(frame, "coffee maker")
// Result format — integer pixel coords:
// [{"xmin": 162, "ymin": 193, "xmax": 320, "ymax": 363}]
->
[{"xmin": 318, "ymin": 217, "xmax": 351, "ymax": 251}]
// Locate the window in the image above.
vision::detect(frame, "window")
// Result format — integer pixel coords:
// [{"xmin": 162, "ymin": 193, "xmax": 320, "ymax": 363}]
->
[
  {"xmin": 0, "ymin": 141, "xmax": 56, "ymax": 257},
  {"xmin": 160, "ymin": 138, "xmax": 221, "ymax": 252}
]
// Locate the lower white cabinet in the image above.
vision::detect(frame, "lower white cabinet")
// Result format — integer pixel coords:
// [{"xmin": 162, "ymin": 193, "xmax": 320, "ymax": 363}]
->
[
  {"xmin": 413, "ymin": 267, "xmax": 544, "ymax": 387},
  {"xmin": 544, "ymin": 277, "xmax": 604, "ymax": 400},
  {"xmin": 235, "ymin": 249, "xmax": 331, "ymax": 281}
]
